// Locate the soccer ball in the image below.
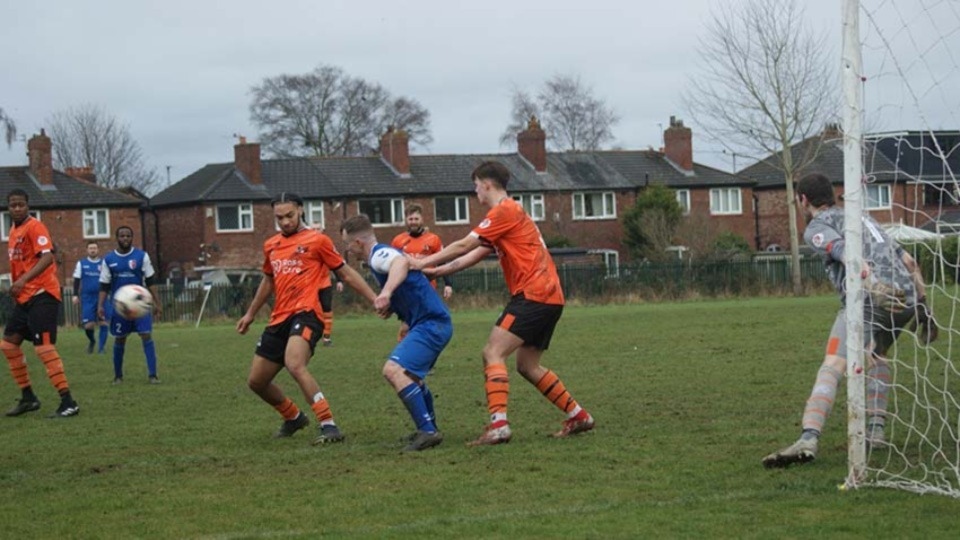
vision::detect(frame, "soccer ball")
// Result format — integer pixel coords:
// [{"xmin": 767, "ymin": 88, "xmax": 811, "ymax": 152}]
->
[{"xmin": 113, "ymin": 284, "xmax": 154, "ymax": 320}]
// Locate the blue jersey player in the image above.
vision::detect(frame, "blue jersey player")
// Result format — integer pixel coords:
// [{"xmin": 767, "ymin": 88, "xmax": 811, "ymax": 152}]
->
[
  {"xmin": 341, "ymin": 214, "xmax": 453, "ymax": 452},
  {"xmin": 72, "ymin": 241, "xmax": 109, "ymax": 354},
  {"xmin": 97, "ymin": 226, "xmax": 163, "ymax": 384}
]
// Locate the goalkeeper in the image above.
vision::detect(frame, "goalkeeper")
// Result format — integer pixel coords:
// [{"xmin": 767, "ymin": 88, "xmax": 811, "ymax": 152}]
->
[{"xmin": 763, "ymin": 173, "xmax": 935, "ymax": 468}]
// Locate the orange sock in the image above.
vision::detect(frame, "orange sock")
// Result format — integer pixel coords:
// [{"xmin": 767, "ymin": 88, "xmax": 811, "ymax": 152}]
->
[
  {"xmin": 36, "ymin": 345, "xmax": 69, "ymax": 393},
  {"xmin": 311, "ymin": 395, "xmax": 334, "ymax": 424},
  {"xmin": 484, "ymin": 363, "xmax": 510, "ymax": 418},
  {"xmin": 1, "ymin": 340, "xmax": 31, "ymax": 389},
  {"xmin": 321, "ymin": 310, "xmax": 333, "ymax": 339},
  {"xmin": 273, "ymin": 398, "xmax": 301, "ymax": 420},
  {"xmin": 535, "ymin": 369, "xmax": 579, "ymax": 415}
]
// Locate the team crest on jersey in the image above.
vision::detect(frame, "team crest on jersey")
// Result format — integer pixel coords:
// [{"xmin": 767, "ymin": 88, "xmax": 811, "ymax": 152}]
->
[
  {"xmin": 296, "ymin": 245, "xmax": 307, "ymax": 254},
  {"xmin": 479, "ymin": 219, "xmax": 491, "ymax": 229},
  {"xmin": 128, "ymin": 260, "xmax": 138, "ymax": 270},
  {"xmin": 811, "ymin": 233, "xmax": 825, "ymax": 248},
  {"xmin": 37, "ymin": 236, "xmax": 49, "ymax": 246}
]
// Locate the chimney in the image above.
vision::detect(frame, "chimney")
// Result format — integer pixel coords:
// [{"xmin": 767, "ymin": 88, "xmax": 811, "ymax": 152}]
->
[
  {"xmin": 380, "ymin": 127, "xmax": 410, "ymax": 175},
  {"xmin": 822, "ymin": 123, "xmax": 843, "ymax": 141},
  {"xmin": 65, "ymin": 166, "xmax": 97, "ymax": 184},
  {"xmin": 517, "ymin": 116, "xmax": 547, "ymax": 172},
  {"xmin": 663, "ymin": 116, "xmax": 693, "ymax": 172},
  {"xmin": 234, "ymin": 136, "xmax": 262, "ymax": 185},
  {"xmin": 27, "ymin": 129, "xmax": 54, "ymax": 185}
]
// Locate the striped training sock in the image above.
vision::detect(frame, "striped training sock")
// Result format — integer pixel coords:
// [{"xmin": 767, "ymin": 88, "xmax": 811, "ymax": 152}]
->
[
  {"xmin": 273, "ymin": 397, "xmax": 302, "ymax": 421},
  {"xmin": 142, "ymin": 339, "xmax": 158, "ymax": 378},
  {"xmin": 484, "ymin": 363, "xmax": 509, "ymax": 423},
  {"xmin": 2, "ymin": 339, "xmax": 31, "ymax": 390},
  {"xmin": 311, "ymin": 391, "xmax": 335, "ymax": 425},
  {"xmin": 36, "ymin": 344, "xmax": 69, "ymax": 393},
  {"xmin": 113, "ymin": 342, "xmax": 125, "ymax": 379},
  {"xmin": 399, "ymin": 382, "xmax": 437, "ymax": 433},
  {"xmin": 802, "ymin": 364, "xmax": 844, "ymax": 434},
  {"xmin": 535, "ymin": 369, "xmax": 580, "ymax": 417}
]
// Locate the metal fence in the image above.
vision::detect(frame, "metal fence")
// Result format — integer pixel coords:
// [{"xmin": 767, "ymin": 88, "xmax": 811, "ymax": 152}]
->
[{"xmin": 0, "ymin": 257, "xmax": 829, "ymax": 326}]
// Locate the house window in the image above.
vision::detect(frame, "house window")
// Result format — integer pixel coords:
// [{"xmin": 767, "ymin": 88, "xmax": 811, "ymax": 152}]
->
[
  {"xmin": 434, "ymin": 196, "xmax": 469, "ymax": 224},
  {"xmin": 675, "ymin": 190, "xmax": 691, "ymax": 215},
  {"xmin": 512, "ymin": 194, "xmax": 545, "ymax": 221},
  {"xmin": 923, "ymin": 183, "xmax": 960, "ymax": 207},
  {"xmin": 865, "ymin": 184, "xmax": 892, "ymax": 210},
  {"xmin": 306, "ymin": 201, "xmax": 325, "ymax": 230},
  {"xmin": 216, "ymin": 203, "xmax": 254, "ymax": 232},
  {"xmin": 573, "ymin": 192, "xmax": 616, "ymax": 220},
  {"xmin": 709, "ymin": 188, "xmax": 742, "ymax": 215},
  {"xmin": 1, "ymin": 211, "xmax": 40, "ymax": 241},
  {"xmin": 82, "ymin": 209, "xmax": 110, "ymax": 239},
  {"xmin": 358, "ymin": 198, "xmax": 404, "ymax": 226}
]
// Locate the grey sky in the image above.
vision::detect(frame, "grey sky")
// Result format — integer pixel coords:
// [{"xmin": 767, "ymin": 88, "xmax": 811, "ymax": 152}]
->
[{"xmin": 1, "ymin": 0, "xmax": 954, "ymax": 188}]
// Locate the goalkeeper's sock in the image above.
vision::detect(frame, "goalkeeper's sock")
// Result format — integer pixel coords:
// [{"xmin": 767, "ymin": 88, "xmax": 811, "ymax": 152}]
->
[
  {"xmin": 310, "ymin": 391, "xmax": 334, "ymax": 424},
  {"xmin": 484, "ymin": 363, "xmax": 509, "ymax": 420},
  {"xmin": 534, "ymin": 369, "xmax": 580, "ymax": 416},
  {"xmin": 273, "ymin": 397, "xmax": 301, "ymax": 421},
  {"xmin": 801, "ymin": 429, "xmax": 821, "ymax": 441},
  {"xmin": 867, "ymin": 359, "xmax": 891, "ymax": 428},
  {"xmin": 801, "ymin": 364, "xmax": 843, "ymax": 434},
  {"xmin": 399, "ymin": 383, "xmax": 437, "ymax": 433}
]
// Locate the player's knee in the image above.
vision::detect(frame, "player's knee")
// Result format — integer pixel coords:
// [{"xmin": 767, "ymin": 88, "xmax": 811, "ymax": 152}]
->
[
  {"xmin": 139, "ymin": 332, "xmax": 152, "ymax": 341},
  {"xmin": 0, "ymin": 339, "xmax": 20, "ymax": 355},
  {"xmin": 382, "ymin": 360, "xmax": 402, "ymax": 379},
  {"xmin": 247, "ymin": 376, "xmax": 267, "ymax": 393}
]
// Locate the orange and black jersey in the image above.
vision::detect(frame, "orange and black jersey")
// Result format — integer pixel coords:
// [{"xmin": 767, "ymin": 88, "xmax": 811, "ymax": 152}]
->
[
  {"xmin": 392, "ymin": 230, "xmax": 443, "ymax": 259},
  {"xmin": 262, "ymin": 228, "xmax": 345, "ymax": 326},
  {"xmin": 471, "ymin": 198, "xmax": 564, "ymax": 305},
  {"xmin": 7, "ymin": 216, "xmax": 61, "ymax": 303}
]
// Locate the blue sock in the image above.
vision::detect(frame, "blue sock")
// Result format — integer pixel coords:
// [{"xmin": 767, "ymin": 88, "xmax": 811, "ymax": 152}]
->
[
  {"xmin": 399, "ymin": 383, "xmax": 437, "ymax": 433},
  {"xmin": 420, "ymin": 382, "xmax": 437, "ymax": 429},
  {"xmin": 98, "ymin": 326, "xmax": 108, "ymax": 351},
  {"xmin": 142, "ymin": 339, "xmax": 158, "ymax": 378},
  {"xmin": 113, "ymin": 343, "xmax": 125, "ymax": 379}
]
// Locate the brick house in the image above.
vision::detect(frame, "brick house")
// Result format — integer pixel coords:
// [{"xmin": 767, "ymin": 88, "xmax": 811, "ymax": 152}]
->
[
  {"xmin": 1, "ymin": 130, "xmax": 146, "ymax": 287},
  {"xmin": 147, "ymin": 117, "xmax": 755, "ymax": 280}
]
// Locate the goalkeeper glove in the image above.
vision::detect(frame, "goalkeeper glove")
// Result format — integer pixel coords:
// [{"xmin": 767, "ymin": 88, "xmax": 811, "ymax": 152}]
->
[{"xmin": 911, "ymin": 296, "xmax": 939, "ymax": 344}]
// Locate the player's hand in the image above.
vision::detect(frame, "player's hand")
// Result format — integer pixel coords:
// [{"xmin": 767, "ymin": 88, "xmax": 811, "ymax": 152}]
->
[
  {"xmin": 335, "ymin": 282, "xmax": 344, "ymax": 294},
  {"xmin": 153, "ymin": 302, "xmax": 163, "ymax": 321},
  {"xmin": 97, "ymin": 306, "xmax": 105, "ymax": 320},
  {"xmin": 374, "ymin": 293, "xmax": 391, "ymax": 313},
  {"xmin": 912, "ymin": 297, "xmax": 939, "ymax": 344},
  {"xmin": 72, "ymin": 296, "xmax": 79, "ymax": 305},
  {"xmin": 236, "ymin": 314, "xmax": 254, "ymax": 335},
  {"xmin": 406, "ymin": 255, "xmax": 426, "ymax": 271},
  {"xmin": 443, "ymin": 285, "xmax": 453, "ymax": 299},
  {"xmin": 9, "ymin": 278, "xmax": 25, "ymax": 297},
  {"xmin": 866, "ymin": 280, "xmax": 908, "ymax": 313},
  {"xmin": 422, "ymin": 267, "xmax": 438, "ymax": 278},
  {"xmin": 398, "ymin": 321, "xmax": 410, "ymax": 339}
]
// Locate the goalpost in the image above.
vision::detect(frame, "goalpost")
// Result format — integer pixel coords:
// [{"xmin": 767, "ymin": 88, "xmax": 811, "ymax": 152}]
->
[{"xmin": 843, "ymin": 0, "xmax": 960, "ymax": 496}]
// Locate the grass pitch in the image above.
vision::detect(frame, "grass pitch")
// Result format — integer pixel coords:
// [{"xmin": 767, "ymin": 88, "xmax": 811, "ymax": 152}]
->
[{"xmin": 1, "ymin": 297, "xmax": 957, "ymax": 538}]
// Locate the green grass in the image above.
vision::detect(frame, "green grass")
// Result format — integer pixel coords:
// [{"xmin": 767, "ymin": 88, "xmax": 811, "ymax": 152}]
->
[{"xmin": 1, "ymin": 297, "xmax": 958, "ymax": 539}]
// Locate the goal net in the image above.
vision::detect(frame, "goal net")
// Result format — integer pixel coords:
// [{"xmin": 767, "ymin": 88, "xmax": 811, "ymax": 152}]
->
[{"xmin": 844, "ymin": 0, "xmax": 960, "ymax": 496}]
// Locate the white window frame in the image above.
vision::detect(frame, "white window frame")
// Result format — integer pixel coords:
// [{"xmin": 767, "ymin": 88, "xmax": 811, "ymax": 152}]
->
[
  {"xmin": 572, "ymin": 192, "xmax": 616, "ymax": 220},
  {"xmin": 675, "ymin": 189, "xmax": 691, "ymax": 215},
  {"xmin": 82, "ymin": 208, "xmax": 111, "ymax": 239},
  {"xmin": 306, "ymin": 201, "xmax": 325, "ymax": 230},
  {"xmin": 512, "ymin": 194, "xmax": 545, "ymax": 221},
  {"xmin": 1, "ymin": 211, "xmax": 41, "ymax": 241},
  {"xmin": 358, "ymin": 198, "xmax": 404, "ymax": 226},
  {"xmin": 434, "ymin": 196, "xmax": 470, "ymax": 224},
  {"xmin": 216, "ymin": 203, "xmax": 254, "ymax": 232},
  {"xmin": 709, "ymin": 188, "xmax": 742, "ymax": 215},
  {"xmin": 865, "ymin": 184, "xmax": 892, "ymax": 210}
]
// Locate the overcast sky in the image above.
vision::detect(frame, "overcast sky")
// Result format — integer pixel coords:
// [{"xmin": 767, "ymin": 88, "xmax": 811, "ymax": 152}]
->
[{"xmin": 2, "ymin": 0, "xmax": 955, "ymax": 189}]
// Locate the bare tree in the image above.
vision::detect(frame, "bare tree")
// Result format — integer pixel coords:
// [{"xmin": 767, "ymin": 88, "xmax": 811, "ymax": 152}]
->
[
  {"xmin": 683, "ymin": 0, "xmax": 835, "ymax": 295},
  {"xmin": 500, "ymin": 74, "xmax": 619, "ymax": 151},
  {"xmin": 46, "ymin": 104, "xmax": 161, "ymax": 194},
  {"xmin": 250, "ymin": 64, "xmax": 433, "ymax": 158},
  {"xmin": 0, "ymin": 106, "xmax": 15, "ymax": 147}
]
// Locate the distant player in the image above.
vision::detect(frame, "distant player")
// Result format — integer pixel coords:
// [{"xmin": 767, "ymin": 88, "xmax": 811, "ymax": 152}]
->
[
  {"xmin": 97, "ymin": 226, "xmax": 164, "ymax": 384},
  {"xmin": 342, "ymin": 214, "xmax": 453, "ymax": 451},
  {"xmin": 3, "ymin": 188, "xmax": 80, "ymax": 417},
  {"xmin": 762, "ymin": 173, "xmax": 934, "ymax": 468},
  {"xmin": 392, "ymin": 204, "xmax": 454, "ymax": 300},
  {"xmin": 72, "ymin": 241, "xmax": 109, "ymax": 354},
  {"xmin": 409, "ymin": 161, "xmax": 594, "ymax": 446},
  {"xmin": 236, "ymin": 193, "xmax": 378, "ymax": 444}
]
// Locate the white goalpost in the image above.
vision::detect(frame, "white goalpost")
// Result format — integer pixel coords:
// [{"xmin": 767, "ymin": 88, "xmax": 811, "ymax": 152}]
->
[{"xmin": 843, "ymin": 0, "xmax": 960, "ymax": 496}]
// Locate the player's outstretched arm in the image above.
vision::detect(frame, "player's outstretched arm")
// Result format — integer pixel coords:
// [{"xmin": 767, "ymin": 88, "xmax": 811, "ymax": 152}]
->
[
  {"xmin": 426, "ymin": 245, "xmax": 493, "ymax": 278},
  {"xmin": 335, "ymin": 264, "xmax": 378, "ymax": 304},
  {"xmin": 375, "ymin": 255, "xmax": 409, "ymax": 314},
  {"xmin": 411, "ymin": 235, "xmax": 482, "ymax": 270},
  {"xmin": 237, "ymin": 274, "xmax": 274, "ymax": 334}
]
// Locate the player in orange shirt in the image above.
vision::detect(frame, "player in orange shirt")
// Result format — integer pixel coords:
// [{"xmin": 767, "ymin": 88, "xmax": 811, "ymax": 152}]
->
[
  {"xmin": 392, "ymin": 204, "xmax": 453, "ymax": 300},
  {"xmin": 2, "ymin": 189, "xmax": 80, "ymax": 418},
  {"xmin": 409, "ymin": 161, "xmax": 594, "ymax": 446},
  {"xmin": 237, "ymin": 192, "xmax": 377, "ymax": 444}
]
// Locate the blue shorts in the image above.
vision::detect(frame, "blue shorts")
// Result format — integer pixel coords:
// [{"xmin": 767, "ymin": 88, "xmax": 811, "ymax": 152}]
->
[
  {"xmin": 110, "ymin": 312, "xmax": 153, "ymax": 337},
  {"xmin": 389, "ymin": 318, "xmax": 453, "ymax": 380},
  {"xmin": 80, "ymin": 295, "xmax": 100, "ymax": 325}
]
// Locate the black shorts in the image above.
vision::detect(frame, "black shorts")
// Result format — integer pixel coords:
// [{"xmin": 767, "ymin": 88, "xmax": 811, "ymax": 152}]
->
[
  {"xmin": 318, "ymin": 286, "xmax": 333, "ymax": 313},
  {"xmin": 255, "ymin": 311, "xmax": 324, "ymax": 364},
  {"xmin": 3, "ymin": 292, "xmax": 61, "ymax": 346},
  {"xmin": 495, "ymin": 294, "xmax": 563, "ymax": 351}
]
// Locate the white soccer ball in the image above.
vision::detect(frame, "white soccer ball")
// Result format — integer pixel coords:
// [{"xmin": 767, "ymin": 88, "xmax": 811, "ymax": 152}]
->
[{"xmin": 113, "ymin": 284, "xmax": 154, "ymax": 320}]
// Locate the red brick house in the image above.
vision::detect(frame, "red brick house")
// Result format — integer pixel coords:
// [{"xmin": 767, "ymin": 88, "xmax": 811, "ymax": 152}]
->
[
  {"xmin": 147, "ymin": 117, "xmax": 756, "ymax": 279},
  {"xmin": 1, "ymin": 130, "xmax": 146, "ymax": 287}
]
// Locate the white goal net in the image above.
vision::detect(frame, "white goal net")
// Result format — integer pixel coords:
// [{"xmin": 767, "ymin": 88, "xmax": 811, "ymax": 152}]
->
[{"xmin": 844, "ymin": 0, "xmax": 960, "ymax": 496}]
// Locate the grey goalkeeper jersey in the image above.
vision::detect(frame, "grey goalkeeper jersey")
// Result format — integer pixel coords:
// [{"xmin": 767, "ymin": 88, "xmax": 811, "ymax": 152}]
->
[{"xmin": 804, "ymin": 206, "xmax": 917, "ymax": 306}]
